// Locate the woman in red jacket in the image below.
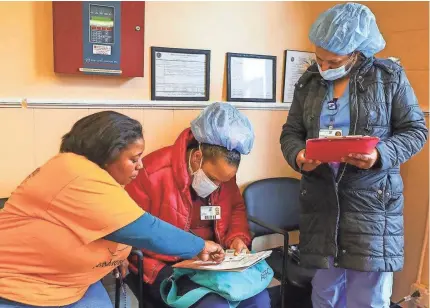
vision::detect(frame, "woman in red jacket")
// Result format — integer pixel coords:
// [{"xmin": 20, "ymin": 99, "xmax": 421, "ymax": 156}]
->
[{"xmin": 125, "ymin": 103, "xmax": 271, "ymax": 307}]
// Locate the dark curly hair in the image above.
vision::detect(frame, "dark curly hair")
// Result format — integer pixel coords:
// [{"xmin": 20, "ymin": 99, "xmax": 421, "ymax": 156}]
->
[{"xmin": 60, "ymin": 111, "xmax": 143, "ymax": 167}]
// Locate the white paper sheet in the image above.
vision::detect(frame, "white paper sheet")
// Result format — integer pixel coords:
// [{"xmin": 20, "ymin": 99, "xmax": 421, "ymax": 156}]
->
[
  {"xmin": 230, "ymin": 57, "xmax": 274, "ymax": 100},
  {"xmin": 174, "ymin": 250, "xmax": 272, "ymax": 272}
]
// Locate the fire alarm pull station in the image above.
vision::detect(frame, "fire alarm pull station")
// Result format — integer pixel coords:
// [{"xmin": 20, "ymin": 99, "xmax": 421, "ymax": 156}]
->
[{"xmin": 53, "ymin": 1, "xmax": 145, "ymax": 77}]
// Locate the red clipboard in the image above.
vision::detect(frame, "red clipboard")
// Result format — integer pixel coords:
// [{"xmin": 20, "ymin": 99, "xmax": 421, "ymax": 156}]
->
[{"xmin": 305, "ymin": 136, "xmax": 380, "ymax": 163}]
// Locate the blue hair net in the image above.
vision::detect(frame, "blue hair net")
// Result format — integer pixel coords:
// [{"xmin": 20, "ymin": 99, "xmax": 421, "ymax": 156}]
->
[
  {"xmin": 190, "ymin": 102, "xmax": 255, "ymax": 155},
  {"xmin": 309, "ymin": 2, "xmax": 386, "ymax": 57}
]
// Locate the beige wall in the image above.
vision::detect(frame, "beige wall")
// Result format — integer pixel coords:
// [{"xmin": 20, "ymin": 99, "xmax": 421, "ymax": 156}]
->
[
  {"xmin": 0, "ymin": 1, "xmax": 428, "ymax": 304},
  {"xmin": 0, "ymin": 108, "xmax": 297, "ymax": 196},
  {"xmin": 420, "ymin": 221, "xmax": 429, "ymax": 286}
]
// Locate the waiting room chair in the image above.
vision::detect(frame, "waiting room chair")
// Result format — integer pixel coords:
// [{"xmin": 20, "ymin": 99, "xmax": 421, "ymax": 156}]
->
[
  {"xmin": 115, "ymin": 250, "xmax": 147, "ymax": 308},
  {"xmin": 243, "ymin": 177, "xmax": 315, "ymax": 308}
]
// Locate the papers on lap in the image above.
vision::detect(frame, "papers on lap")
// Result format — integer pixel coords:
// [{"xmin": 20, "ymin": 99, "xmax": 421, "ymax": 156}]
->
[{"xmin": 173, "ymin": 250, "xmax": 272, "ymax": 272}]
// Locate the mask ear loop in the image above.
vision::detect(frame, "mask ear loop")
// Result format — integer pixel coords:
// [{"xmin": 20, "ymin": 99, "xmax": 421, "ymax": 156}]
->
[
  {"xmin": 188, "ymin": 144, "xmax": 204, "ymax": 175},
  {"xmin": 197, "ymin": 143, "xmax": 204, "ymax": 169},
  {"xmin": 188, "ymin": 149, "xmax": 195, "ymax": 175}
]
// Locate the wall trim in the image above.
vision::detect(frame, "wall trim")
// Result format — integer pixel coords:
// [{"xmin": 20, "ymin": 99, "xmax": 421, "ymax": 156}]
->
[
  {"xmin": 1, "ymin": 98, "xmax": 429, "ymax": 115},
  {"xmin": 0, "ymin": 98, "xmax": 22, "ymax": 108},
  {"xmin": 0, "ymin": 98, "xmax": 291, "ymax": 111}
]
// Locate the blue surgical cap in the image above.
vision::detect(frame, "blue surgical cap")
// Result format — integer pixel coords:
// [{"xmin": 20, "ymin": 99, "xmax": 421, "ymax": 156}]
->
[
  {"xmin": 191, "ymin": 102, "xmax": 255, "ymax": 155},
  {"xmin": 309, "ymin": 2, "xmax": 386, "ymax": 57}
]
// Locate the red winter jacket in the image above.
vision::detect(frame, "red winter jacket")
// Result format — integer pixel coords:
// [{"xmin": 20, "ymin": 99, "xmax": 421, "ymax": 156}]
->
[{"xmin": 125, "ymin": 128, "xmax": 252, "ymax": 284}]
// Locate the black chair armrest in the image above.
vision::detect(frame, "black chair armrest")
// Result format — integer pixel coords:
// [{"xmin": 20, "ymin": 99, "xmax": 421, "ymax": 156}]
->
[
  {"xmin": 130, "ymin": 249, "xmax": 144, "ymax": 260},
  {"xmin": 248, "ymin": 215, "xmax": 287, "ymax": 236},
  {"xmin": 130, "ymin": 249, "xmax": 144, "ymax": 308},
  {"xmin": 115, "ymin": 249, "xmax": 145, "ymax": 308},
  {"xmin": 248, "ymin": 215, "xmax": 300, "ymax": 308}
]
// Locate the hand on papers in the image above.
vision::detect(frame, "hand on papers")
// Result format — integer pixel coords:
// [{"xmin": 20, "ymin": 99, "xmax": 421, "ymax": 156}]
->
[
  {"xmin": 197, "ymin": 241, "xmax": 225, "ymax": 263},
  {"xmin": 230, "ymin": 237, "xmax": 249, "ymax": 255},
  {"xmin": 296, "ymin": 149, "xmax": 321, "ymax": 172},
  {"xmin": 174, "ymin": 250, "xmax": 272, "ymax": 272},
  {"xmin": 341, "ymin": 148, "xmax": 379, "ymax": 169}
]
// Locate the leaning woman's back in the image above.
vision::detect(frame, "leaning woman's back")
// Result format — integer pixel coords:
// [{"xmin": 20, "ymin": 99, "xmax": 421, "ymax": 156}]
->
[{"xmin": 0, "ymin": 112, "xmax": 144, "ymax": 306}]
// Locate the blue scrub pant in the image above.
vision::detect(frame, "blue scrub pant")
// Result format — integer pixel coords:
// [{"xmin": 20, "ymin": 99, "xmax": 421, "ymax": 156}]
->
[{"xmin": 311, "ymin": 257, "xmax": 393, "ymax": 308}]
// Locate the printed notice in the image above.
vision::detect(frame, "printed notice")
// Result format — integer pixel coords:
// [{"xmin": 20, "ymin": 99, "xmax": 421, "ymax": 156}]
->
[
  {"xmin": 154, "ymin": 52, "xmax": 207, "ymax": 98},
  {"xmin": 93, "ymin": 44, "xmax": 112, "ymax": 56},
  {"xmin": 283, "ymin": 50, "xmax": 316, "ymax": 105}
]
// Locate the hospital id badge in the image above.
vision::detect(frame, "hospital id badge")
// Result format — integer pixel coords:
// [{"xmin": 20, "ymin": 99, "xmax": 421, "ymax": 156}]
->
[
  {"xmin": 319, "ymin": 129, "xmax": 342, "ymax": 138},
  {"xmin": 200, "ymin": 206, "xmax": 221, "ymax": 220}
]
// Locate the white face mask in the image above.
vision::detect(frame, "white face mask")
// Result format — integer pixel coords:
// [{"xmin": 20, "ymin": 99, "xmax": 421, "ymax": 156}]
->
[
  {"xmin": 188, "ymin": 147, "xmax": 218, "ymax": 198},
  {"xmin": 318, "ymin": 55, "xmax": 356, "ymax": 81}
]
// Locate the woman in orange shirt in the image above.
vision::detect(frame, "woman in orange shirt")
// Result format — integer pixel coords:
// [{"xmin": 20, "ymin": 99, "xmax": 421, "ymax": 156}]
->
[{"xmin": 0, "ymin": 111, "xmax": 224, "ymax": 308}]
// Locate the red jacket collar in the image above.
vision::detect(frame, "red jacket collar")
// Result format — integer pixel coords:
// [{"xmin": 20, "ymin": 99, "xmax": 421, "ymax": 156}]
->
[{"xmin": 171, "ymin": 128, "xmax": 195, "ymax": 193}]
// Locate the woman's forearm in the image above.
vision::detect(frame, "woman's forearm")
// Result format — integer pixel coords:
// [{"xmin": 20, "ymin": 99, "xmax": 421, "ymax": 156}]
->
[{"xmin": 104, "ymin": 213, "xmax": 204, "ymax": 259}]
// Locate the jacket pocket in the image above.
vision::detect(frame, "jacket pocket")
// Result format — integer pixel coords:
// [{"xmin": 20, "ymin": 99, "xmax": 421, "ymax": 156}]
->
[
  {"xmin": 384, "ymin": 172, "xmax": 404, "ymax": 214},
  {"xmin": 299, "ymin": 175, "xmax": 329, "ymax": 213}
]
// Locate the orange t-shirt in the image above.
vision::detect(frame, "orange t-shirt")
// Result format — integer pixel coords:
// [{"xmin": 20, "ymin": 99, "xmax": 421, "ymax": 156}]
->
[{"xmin": 0, "ymin": 153, "xmax": 144, "ymax": 306}]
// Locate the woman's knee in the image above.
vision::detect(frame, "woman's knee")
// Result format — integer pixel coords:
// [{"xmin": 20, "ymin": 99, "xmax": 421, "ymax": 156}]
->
[
  {"xmin": 239, "ymin": 289, "xmax": 271, "ymax": 308},
  {"xmin": 191, "ymin": 289, "xmax": 271, "ymax": 308},
  {"xmin": 192, "ymin": 293, "xmax": 229, "ymax": 308}
]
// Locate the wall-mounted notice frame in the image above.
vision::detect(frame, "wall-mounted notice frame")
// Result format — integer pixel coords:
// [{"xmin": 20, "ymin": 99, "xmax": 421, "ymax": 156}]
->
[
  {"xmin": 151, "ymin": 47, "xmax": 210, "ymax": 101},
  {"xmin": 282, "ymin": 50, "xmax": 316, "ymax": 106},
  {"xmin": 226, "ymin": 53, "xmax": 276, "ymax": 103}
]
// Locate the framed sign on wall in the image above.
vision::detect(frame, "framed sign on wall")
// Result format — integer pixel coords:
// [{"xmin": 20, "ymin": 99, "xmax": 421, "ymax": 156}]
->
[
  {"xmin": 151, "ymin": 47, "xmax": 211, "ymax": 101},
  {"xmin": 226, "ymin": 53, "xmax": 276, "ymax": 103},
  {"xmin": 282, "ymin": 49, "xmax": 316, "ymax": 106}
]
